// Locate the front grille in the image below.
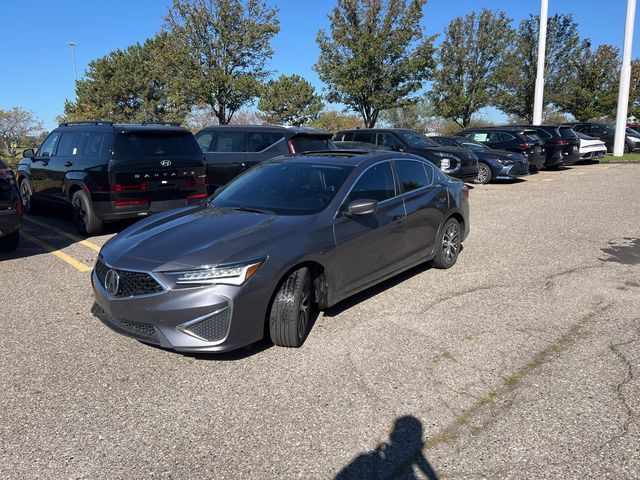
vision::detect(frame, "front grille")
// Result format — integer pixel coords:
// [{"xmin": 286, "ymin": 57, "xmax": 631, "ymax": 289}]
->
[
  {"xmin": 184, "ymin": 308, "xmax": 230, "ymax": 342},
  {"xmin": 94, "ymin": 259, "xmax": 164, "ymax": 297},
  {"xmin": 92, "ymin": 303, "xmax": 159, "ymax": 343}
]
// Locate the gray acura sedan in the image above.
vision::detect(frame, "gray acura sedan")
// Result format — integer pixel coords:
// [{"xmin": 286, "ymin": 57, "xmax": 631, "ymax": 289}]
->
[{"xmin": 92, "ymin": 151, "xmax": 470, "ymax": 353}]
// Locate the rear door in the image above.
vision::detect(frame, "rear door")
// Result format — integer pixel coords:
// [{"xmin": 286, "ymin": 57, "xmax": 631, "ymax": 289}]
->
[
  {"xmin": 394, "ymin": 159, "xmax": 447, "ymax": 262},
  {"xmin": 46, "ymin": 130, "xmax": 86, "ymax": 199},
  {"xmin": 198, "ymin": 130, "xmax": 246, "ymax": 188},
  {"xmin": 333, "ymin": 161, "xmax": 408, "ymax": 294}
]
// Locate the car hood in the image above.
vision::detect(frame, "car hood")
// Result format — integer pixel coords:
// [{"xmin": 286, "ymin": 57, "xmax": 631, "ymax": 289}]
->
[
  {"xmin": 99, "ymin": 206, "xmax": 313, "ymax": 271},
  {"xmin": 416, "ymin": 146, "xmax": 478, "ymax": 160},
  {"xmin": 476, "ymin": 149, "xmax": 526, "ymax": 162}
]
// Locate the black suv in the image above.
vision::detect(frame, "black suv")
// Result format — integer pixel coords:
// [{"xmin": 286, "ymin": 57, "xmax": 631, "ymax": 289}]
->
[
  {"xmin": 334, "ymin": 128, "xmax": 479, "ymax": 182},
  {"xmin": 512, "ymin": 125, "xmax": 580, "ymax": 167},
  {"xmin": 18, "ymin": 121, "xmax": 208, "ymax": 236},
  {"xmin": 195, "ymin": 125, "xmax": 335, "ymax": 190},
  {"xmin": 0, "ymin": 160, "xmax": 22, "ymax": 251},
  {"xmin": 457, "ymin": 127, "xmax": 546, "ymax": 171},
  {"xmin": 564, "ymin": 123, "xmax": 640, "ymax": 153}
]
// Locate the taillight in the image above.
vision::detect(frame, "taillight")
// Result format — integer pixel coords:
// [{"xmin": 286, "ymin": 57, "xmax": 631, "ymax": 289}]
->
[
  {"xmin": 462, "ymin": 185, "xmax": 469, "ymax": 199},
  {"xmin": 113, "ymin": 182, "xmax": 147, "ymax": 192},
  {"xmin": 518, "ymin": 142, "xmax": 532, "ymax": 149},
  {"xmin": 186, "ymin": 193, "xmax": 208, "ymax": 201},
  {"xmin": 185, "ymin": 176, "xmax": 207, "ymax": 187},
  {"xmin": 16, "ymin": 197, "xmax": 24, "ymax": 216},
  {"xmin": 288, "ymin": 140, "xmax": 296, "ymax": 154},
  {"xmin": 114, "ymin": 199, "xmax": 149, "ymax": 207},
  {"xmin": 554, "ymin": 139, "xmax": 569, "ymax": 145}
]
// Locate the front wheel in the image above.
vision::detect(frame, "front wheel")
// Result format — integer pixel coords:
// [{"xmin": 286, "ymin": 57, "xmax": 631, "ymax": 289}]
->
[
  {"xmin": 269, "ymin": 267, "xmax": 313, "ymax": 348},
  {"xmin": 72, "ymin": 190, "xmax": 103, "ymax": 236},
  {"xmin": 432, "ymin": 218, "xmax": 462, "ymax": 269},
  {"xmin": 474, "ymin": 163, "xmax": 492, "ymax": 184},
  {"xmin": 20, "ymin": 178, "xmax": 37, "ymax": 214}
]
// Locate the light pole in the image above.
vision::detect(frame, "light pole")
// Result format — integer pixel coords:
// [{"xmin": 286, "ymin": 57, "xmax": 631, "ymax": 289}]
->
[
  {"xmin": 614, "ymin": 0, "xmax": 637, "ymax": 156},
  {"xmin": 532, "ymin": 0, "xmax": 548, "ymax": 125},
  {"xmin": 66, "ymin": 41, "xmax": 78, "ymax": 83}
]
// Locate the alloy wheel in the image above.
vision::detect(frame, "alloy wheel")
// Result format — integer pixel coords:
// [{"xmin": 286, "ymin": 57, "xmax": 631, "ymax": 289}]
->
[
  {"xmin": 442, "ymin": 222, "xmax": 461, "ymax": 263},
  {"xmin": 20, "ymin": 180, "xmax": 32, "ymax": 212},
  {"xmin": 297, "ymin": 275, "xmax": 311, "ymax": 339},
  {"xmin": 475, "ymin": 164, "xmax": 490, "ymax": 184}
]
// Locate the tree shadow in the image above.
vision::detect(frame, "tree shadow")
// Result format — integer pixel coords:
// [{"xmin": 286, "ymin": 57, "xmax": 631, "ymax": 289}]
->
[{"xmin": 335, "ymin": 416, "xmax": 438, "ymax": 480}]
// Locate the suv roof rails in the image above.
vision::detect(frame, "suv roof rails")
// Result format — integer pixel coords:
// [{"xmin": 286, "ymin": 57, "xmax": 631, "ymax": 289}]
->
[
  {"xmin": 140, "ymin": 121, "xmax": 182, "ymax": 127},
  {"xmin": 59, "ymin": 120, "xmax": 115, "ymax": 126}
]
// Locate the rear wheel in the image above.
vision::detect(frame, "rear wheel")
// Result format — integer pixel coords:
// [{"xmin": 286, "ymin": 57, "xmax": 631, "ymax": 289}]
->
[
  {"xmin": 269, "ymin": 267, "xmax": 313, "ymax": 348},
  {"xmin": 474, "ymin": 163, "xmax": 492, "ymax": 184},
  {"xmin": 624, "ymin": 142, "xmax": 631, "ymax": 154},
  {"xmin": 72, "ymin": 190, "xmax": 103, "ymax": 236},
  {"xmin": 19, "ymin": 178, "xmax": 37, "ymax": 214},
  {"xmin": 0, "ymin": 230, "xmax": 19, "ymax": 252},
  {"xmin": 432, "ymin": 218, "xmax": 462, "ymax": 269}
]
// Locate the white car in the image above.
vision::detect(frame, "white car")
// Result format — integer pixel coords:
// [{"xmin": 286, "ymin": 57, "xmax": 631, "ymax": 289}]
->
[{"xmin": 577, "ymin": 132, "xmax": 607, "ymax": 160}]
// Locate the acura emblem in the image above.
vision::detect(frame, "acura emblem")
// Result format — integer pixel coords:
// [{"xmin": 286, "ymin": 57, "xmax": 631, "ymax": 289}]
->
[
  {"xmin": 160, "ymin": 160, "xmax": 172, "ymax": 167},
  {"xmin": 104, "ymin": 269, "xmax": 120, "ymax": 296}
]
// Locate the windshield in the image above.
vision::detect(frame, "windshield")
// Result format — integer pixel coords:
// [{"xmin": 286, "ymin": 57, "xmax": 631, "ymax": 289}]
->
[
  {"xmin": 396, "ymin": 131, "xmax": 438, "ymax": 148},
  {"xmin": 114, "ymin": 131, "xmax": 201, "ymax": 157},
  {"xmin": 211, "ymin": 161, "xmax": 354, "ymax": 215}
]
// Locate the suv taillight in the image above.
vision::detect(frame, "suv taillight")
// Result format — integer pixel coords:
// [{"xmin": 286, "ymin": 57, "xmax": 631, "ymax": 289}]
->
[
  {"xmin": 554, "ymin": 139, "xmax": 570, "ymax": 145},
  {"xmin": 518, "ymin": 142, "xmax": 532, "ymax": 149},
  {"xmin": 113, "ymin": 182, "xmax": 147, "ymax": 192},
  {"xmin": 185, "ymin": 176, "xmax": 206, "ymax": 187}
]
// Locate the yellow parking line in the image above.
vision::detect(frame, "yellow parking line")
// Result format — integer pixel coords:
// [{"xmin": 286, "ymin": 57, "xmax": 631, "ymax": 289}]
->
[
  {"xmin": 24, "ymin": 217, "xmax": 102, "ymax": 252},
  {"xmin": 21, "ymin": 231, "xmax": 93, "ymax": 272}
]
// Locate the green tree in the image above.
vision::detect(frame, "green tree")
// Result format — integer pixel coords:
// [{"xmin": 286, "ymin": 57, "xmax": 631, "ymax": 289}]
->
[
  {"xmin": 495, "ymin": 14, "xmax": 581, "ymax": 122},
  {"xmin": 314, "ymin": 0, "xmax": 435, "ymax": 128},
  {"xmin": 431, "ymin": 9, "xmax": 514, "ymax": 128},
  {"xmin": 379, "ymin": 96, "xmax": 434, "ymax": 131},
  {"xmin": 628, "ymin": 59, "xmax": 640, "ymax": 120},
  {"xmin": 0, "ymin": 108, "xmax": 44, "ymax": 157},
  {"xmin": 64, "ymin": 35, "xmax": 188, "ymax": 123},
  {"xmin": 309, "ymin": 109, "xmax": 364, "ymax": 131},
  {"xmin": 258, "ymin": 74, "xmax": 323, "ymax": 125},
  {"xmin": 555, "ymin": 43, "xmax": 620, "ymax": 121},
  {"xmin": 165, "ymin": 0, "xmax": 279, "ymax": 125}
]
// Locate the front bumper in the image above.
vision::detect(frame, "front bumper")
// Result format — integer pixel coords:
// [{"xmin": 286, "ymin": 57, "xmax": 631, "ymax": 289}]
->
[
  {"xmin": 91, "ymin": 265, "xmax": 270, "ymax": 352},
  {"xmin": 494, "ymin": 163, "xmax": 530, "ymax": 180}
]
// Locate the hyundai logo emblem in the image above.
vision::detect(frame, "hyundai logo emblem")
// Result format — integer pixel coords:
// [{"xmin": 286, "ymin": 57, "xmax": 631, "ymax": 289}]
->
[
  {"xmin": 160, "ymin": 160, "xmax": 172, "ymax": 167},
  {"xmin": 104, "ymin": 269, "xmax": 120, "ymax": 296}
]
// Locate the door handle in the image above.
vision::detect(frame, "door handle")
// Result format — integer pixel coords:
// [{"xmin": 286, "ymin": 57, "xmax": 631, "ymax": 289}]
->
[{"xmin": 64, "ymin": 161, "xmax": 73, "ymax": 167}]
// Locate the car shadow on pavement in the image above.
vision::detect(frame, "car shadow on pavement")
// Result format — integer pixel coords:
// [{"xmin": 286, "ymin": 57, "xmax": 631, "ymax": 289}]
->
[
  {"xmin": 323, "ymin": 263, "xmax": 431, "ymax": 317},
  {"xmin": 335, "ymin": 416, "xmax": 438, "ymax": 480}
]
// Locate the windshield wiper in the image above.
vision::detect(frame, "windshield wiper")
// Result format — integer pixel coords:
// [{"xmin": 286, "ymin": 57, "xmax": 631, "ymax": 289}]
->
[{"xmin": 230, "ymin": 206, "xmax": 275, "ymax": 215}]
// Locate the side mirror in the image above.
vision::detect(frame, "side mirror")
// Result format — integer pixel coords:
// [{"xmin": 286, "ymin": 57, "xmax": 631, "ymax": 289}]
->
[
  {"xmin": 346, "ymin": 199, "xmax": 378, "ymax": 216},
  {"xmin": 23, "ymin": 149, "xmax": 35, "ymax": 159}
]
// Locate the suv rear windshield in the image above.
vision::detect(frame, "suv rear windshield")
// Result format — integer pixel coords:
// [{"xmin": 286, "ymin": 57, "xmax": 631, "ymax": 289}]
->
[
  {"xmin": 290, "ymin": 135, "xmax": 334, "ymax": 153},
  {"xmin": 114, "ymin": 131, "xmax": 201, "ymax": 157},
  {"xmin": 559, "ymin": 127, "xmax": 577, "ymax": 139}
]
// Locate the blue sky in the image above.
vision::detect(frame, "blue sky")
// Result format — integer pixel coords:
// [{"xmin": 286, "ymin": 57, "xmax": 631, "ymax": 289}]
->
[{"xmin": 1, "ymin": 0, "xmax": 638, "ymax": 130}]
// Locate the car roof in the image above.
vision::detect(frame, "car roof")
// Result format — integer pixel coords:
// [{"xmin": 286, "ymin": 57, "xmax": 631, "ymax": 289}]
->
[
  {"xmin": 198, "ymin": 124, "xmax": 331, "ymax": 135},
  {"xmin": 268, "ymin": 150, "xmax": 426, "ymax": 167},
  {"xmin": 56, "ymin": 121, "xmax": 191, "ymax": 133}
]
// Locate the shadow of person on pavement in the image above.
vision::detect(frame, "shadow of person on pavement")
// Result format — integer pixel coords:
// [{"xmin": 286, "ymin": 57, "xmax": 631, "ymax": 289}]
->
[{"xmin": 335, "ymin": 416, "xmax": 438, "ymax": 480}]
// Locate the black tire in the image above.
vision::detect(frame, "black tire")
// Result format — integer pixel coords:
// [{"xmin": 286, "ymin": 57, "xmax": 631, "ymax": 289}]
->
[
  {"xmin": 432, "ymin": 218, "xmax": 462, "ymax": 269},
  {"xmin": 19, "ymin": 177, "xmax": 37, "ymax": 214},
  {"xmin": 624, "ymin": 142, "xmax": 630, "ymax": 154},
  {"xmin": 269, "ymin": 267, "xmax": 313, "ymax": 348},
  {"xmin": 0, "ymin": 230, "xmax": 19, "ymax": 252},
  {"xmin": 473, "ymin": 163, "xmax": 492, "ymax": 184},
  {"xmin": 72, "ymin": 190, "xmax": 103, "ymax": 236}
]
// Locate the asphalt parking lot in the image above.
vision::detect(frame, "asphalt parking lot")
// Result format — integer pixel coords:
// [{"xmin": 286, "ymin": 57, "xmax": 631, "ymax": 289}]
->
[{"xmin": 1, "ymin": 163, "xmax": 639, "ymax": 479}]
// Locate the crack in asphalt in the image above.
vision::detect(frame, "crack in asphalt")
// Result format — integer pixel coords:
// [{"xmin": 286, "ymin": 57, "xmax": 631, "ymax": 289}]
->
[{"xmin": 597, "ymin": 322, "xmax": 639, "ymax": 451}]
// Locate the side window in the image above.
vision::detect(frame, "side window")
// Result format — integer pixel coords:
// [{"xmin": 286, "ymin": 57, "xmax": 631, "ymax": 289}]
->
[
  {"xmin": 395, "ymin": 160, "xmax": 430, "ymax": 193},
  {"xmin": 347, "ymin": 162, "xmax": 395, "ymax": 203},
  {"xmin": 37, "ymin": 132, "xmax": 61, "ymax": 157},
  {"xmin": 56, "ymin": 132, "xmax": 85, "ymax": 156},
  {"xmin": 196, "ymin": 132, "xmax": 215, "ymax": 152},
  {"xmin": 434, "ymin": 137, "xmax": 456, "ymax": 147},
  {"xmin": 536, "ymin": 129, "xmax": 552, "ymax": 139},
  {"xmin": 79, "ymin": 133, "xmax": 112, "ymax": 159},
  {"xmin": 471, "ymin": 132, "xmax": 489, "ymax": 142},
  {"xmin": 353, "ymin": 131, "xmax": 373, "ymax": 143},
  {"xmin": 376, "ymin": 133, "xmax": 403, "ymax": 149},
  {"xmin": 213, "ymin": 132, "xmax": 245, "ymax": 152},
  {"xmin": 247, "ymin": 132, "xmax": 284, "ymax": 152}
]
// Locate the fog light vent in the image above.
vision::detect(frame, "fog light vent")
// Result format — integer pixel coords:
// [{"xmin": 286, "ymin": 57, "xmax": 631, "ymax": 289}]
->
[{"xmin": 183, "ymin": 307, "xmax": 230, "ymax": 342}]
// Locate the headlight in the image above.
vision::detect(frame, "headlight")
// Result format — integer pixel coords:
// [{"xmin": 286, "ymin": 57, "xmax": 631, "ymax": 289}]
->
[
  {"xmin": 163, "ymin": 258, "xmax": 265, "ymax": 286},
  {"xmin": 495, "ymin": 158, "xmax": 510, "ymax": 165},
  {"xmin": 439, "ymin": 158, "xmax": 451, "ymax": 170}
]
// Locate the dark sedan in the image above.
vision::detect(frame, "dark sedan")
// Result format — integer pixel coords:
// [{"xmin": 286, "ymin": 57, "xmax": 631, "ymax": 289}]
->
[
  {"xmin": 431, "ymin": 136, "xmax": 529, "ymax": 184},
  {"xmin": 512, "ymin": 125, "xmax": 580, "ymax": 168},
  {"xmin": 92, "ymin": 151, "xmax": 470, "ymax": 353},
  {"xmin": 0, "ymin": 160, "xmax": 22, "ymax": 251}
]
